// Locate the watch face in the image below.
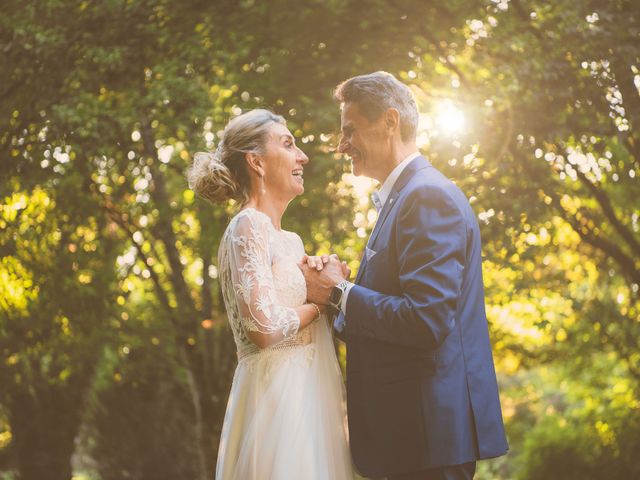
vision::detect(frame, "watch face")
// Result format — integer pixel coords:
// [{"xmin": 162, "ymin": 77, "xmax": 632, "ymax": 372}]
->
[{"xmin": 330, "ymin": 287, "xmax": 342, "ymax": 305}]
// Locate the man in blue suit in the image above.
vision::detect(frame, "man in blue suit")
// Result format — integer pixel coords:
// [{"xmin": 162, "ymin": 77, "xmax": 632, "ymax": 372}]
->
[{"xmin": 302, "ymin": 71, "xmax": 508, "ymax": 479}]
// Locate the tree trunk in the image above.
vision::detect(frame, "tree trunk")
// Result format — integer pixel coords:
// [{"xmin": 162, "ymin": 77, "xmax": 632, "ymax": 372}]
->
[{"xmin": 141, "ymin": 124, "xmax": 211, "ymax": 480}]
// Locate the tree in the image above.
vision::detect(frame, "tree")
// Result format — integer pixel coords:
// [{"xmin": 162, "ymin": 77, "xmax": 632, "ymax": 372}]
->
[
  {"xmin": 2, "ymin": 1, "xmax": 638, "ymax": 478},
  {"xmin": 0, "ymin": 184, "xmax": 120, "ymax": 480}
]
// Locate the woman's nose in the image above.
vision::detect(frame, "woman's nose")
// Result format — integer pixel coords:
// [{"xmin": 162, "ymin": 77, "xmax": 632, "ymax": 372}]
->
[{"xmin": 297, "ymin": 147, "xmax": 309, "ymax": 164}]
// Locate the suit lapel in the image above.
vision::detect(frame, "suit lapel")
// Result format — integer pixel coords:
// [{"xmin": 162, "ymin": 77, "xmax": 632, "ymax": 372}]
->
[
  {"xmin": 355, "ymin": 253, "xmax": 367, "ymax": 284},
  {"xmin": 354, "ymin": 156, "xmax": 431, "ymax": 285},
  {"xmin": 367, "ymin": 190, "xmax": 400, "ymax": 248}
]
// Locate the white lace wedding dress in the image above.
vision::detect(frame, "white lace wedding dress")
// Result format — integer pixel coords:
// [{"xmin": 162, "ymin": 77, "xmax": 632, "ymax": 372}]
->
[{"xmin": 215, "ymin": 208, "xmax": 354, "ymax": 480}]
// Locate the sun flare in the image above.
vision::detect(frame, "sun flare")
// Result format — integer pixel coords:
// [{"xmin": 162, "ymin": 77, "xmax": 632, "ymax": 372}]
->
[
  {"xmin": 415, "ymin": 101, "xmax": 467, "ymax": 147},
  {"xmin": 435, "ymin": 100, "xmax": 466, "ymax": 136}
]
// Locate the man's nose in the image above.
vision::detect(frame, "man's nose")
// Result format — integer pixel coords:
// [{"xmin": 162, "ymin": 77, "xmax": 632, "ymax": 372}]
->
[{"xmin": 337, "ymin": 137, "xmax": 348, "ymax": 153}]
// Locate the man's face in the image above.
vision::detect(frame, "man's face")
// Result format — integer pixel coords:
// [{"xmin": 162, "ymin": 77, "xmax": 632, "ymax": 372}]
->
[{"xmin": 337, "ymin": 102, "xmax": 390, "ymax": 181}]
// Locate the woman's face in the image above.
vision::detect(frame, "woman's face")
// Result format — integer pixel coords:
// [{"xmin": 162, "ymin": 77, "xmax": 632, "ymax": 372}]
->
[{"xmin": 260, "ymin": 122, "xmax": 309, "ymax": 200}]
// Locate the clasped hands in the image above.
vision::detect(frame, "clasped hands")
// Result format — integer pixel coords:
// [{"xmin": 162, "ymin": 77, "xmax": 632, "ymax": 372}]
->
[{"xmin": 298, "ymin": 254, "xmax": 351, "ymax": 306}]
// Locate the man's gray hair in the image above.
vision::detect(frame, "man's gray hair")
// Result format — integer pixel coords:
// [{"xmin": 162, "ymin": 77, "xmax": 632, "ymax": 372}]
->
[{"xmin": 333, "ymin": 71, "xmax": 419, "ymax": 142}]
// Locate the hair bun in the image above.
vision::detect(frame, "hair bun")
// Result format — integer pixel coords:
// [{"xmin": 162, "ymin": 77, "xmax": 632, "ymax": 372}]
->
[
  {"xmin": 186, "ymin": 109, "xmax": 286, "ymax": 205},
  {"xmin": 187, "ymin": 148, "xmax": 238, "ymax": 203}
]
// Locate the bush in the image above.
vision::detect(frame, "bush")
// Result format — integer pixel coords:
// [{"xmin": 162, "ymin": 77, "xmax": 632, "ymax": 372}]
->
[
  {"xmin": 85, "ymin": 346, "xmax": 201, "ymax": 480},
  {"xmin": 519, "ymin": 406, "xmax": 640, "ymax": 480}
]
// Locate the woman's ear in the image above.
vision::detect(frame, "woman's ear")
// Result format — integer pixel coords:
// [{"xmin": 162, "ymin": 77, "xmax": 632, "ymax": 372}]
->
[{"xmin": 245, "ymin": 152, "xmax": 265, "ymax": 177}]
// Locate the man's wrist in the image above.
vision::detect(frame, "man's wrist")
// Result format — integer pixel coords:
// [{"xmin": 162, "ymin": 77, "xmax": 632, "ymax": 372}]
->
[
  {"xmin": 329, "ymin": 280, "xmax": 351, "ymax": 311},
  {"xmin": 340, "ymin": 282, "xmax": 354, "ymax": 312}
]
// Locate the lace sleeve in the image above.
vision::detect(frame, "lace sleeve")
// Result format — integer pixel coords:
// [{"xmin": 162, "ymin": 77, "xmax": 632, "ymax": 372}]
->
[{"xmin": 227, "ymin": 211, "xmax": 300, "ymax": 340}]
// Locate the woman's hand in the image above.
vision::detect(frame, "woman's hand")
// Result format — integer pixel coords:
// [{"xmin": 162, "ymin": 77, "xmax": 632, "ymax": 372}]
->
[
  {"xmin": 300, "ymin": 253, "xmax": 351, "ymax": 279},
  {"xmin": 340, "ymin": 260, "xmax": 351, "ymax": 280},
  {"xmin": 315, "ymin": 302, "xmax": 328, "ymax": 314},
  {"xmin": 301, "ymin": 253, "xmax": 329, "ymax": 271}
]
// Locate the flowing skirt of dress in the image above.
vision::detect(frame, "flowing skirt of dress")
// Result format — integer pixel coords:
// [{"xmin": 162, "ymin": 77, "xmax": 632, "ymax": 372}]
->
[{"xmin": 215, "ymin": 317, "xmax": 354, "ymax": 480}]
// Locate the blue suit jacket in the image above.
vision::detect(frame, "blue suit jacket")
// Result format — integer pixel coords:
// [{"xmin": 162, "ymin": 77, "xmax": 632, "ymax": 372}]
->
[{"xmin": 342, "ymin": 156, "xmax": 508, "ymax": 477}]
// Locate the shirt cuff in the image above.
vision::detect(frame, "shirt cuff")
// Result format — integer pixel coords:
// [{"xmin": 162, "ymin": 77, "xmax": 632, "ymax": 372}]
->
[{"xmin": 340, "ymin": 282, "xmax": 355, "ymax": 313}]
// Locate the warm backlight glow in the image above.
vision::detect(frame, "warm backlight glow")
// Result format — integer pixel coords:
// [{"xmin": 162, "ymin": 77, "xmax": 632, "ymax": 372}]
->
[
  {"xmin": 435, "ymin": 100, "xmax": 466, "ymax": 136},
  {"xmin": 342, "ymin": 173, "xmax": 376, "ymax": 205},
  {"xmin": 415, "ymin": 101, "xmax": 467, "ymax": 148}
]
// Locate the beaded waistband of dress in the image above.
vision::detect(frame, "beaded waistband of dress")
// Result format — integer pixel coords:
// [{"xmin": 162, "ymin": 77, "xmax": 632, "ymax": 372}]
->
[{"xmin": 236, "ymin": 327, "xmax": 313, "ymax": 361}]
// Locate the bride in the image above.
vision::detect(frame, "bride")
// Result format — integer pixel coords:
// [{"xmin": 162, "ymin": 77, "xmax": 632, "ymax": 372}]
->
[{"xmin": 188, "ymin": 109, "xmax": 354, "ymax": 479}]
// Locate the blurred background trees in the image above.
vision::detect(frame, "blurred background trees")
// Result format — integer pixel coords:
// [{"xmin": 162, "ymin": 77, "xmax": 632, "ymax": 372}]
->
[{"xmin": 1, "ymin": 0, "xmax": 638, "ymax": 479}]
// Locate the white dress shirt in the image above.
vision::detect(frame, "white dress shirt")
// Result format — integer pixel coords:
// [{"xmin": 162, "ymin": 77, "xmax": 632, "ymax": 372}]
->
[{"xmin": 338, "ymin": 151, "xmax": 421, "ymax": 314}]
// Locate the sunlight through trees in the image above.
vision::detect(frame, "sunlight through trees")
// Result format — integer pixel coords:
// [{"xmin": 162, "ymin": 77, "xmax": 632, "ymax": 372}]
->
[{"xmin": 1, "ymin": 1, "xmax": 639, "ymax": 479}]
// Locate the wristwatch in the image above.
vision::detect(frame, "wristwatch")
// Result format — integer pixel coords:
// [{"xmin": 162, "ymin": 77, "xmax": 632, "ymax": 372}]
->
[{"xmin": 329, "ymin": 280, "xmax": 351, "ymax": 311}]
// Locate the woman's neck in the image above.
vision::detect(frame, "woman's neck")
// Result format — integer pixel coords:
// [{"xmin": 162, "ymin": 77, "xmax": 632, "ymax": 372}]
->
[{"xmin": 244, "ymin": 194, "xmax": 288, "ymax": 231}]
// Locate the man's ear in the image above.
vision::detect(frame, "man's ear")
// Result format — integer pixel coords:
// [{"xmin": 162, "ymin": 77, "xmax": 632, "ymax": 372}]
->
[
  {"xmin": 245, "ymin": 152, "xmax": 265, "ymax": 177},
  {"xmin": 384, "ymin": 108, "xmax": 400, "ymax": 134}
]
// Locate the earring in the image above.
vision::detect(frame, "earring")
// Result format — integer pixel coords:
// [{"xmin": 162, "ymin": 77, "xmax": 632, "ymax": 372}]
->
[{"xmin": 260, "ymin": 174, "xmax": 266, "ymax": 195}]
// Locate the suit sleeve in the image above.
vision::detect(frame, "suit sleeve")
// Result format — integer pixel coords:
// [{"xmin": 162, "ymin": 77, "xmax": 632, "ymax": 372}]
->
[{"xmin": 345, "ymin": 185, "xmax": 467, "ymax": 350}]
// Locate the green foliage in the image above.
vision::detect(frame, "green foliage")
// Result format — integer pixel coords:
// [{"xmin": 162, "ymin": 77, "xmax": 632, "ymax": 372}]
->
[
  {"xmin": 86, "ymin": 346, "xmax": 201, "ymax": 480},
  {"xmin": 517, "ymin": 366, "xmax": 640, "ymax": 480},
  {"xmin": 0, "ymin": 183, "xmax": 120, "ymax": 479},
  {"xmin": 1, "ymin": 0, "xmax": 639, "ymax": 479}
]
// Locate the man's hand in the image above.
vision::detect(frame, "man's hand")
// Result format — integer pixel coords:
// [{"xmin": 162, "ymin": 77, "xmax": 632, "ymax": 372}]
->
[{"xmin": 299, "ymin": 254, "xmax": 349, "ymax": 305}]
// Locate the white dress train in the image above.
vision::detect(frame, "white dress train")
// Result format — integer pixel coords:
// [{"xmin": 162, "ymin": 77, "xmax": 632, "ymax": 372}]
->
[{"xmin": 215, "ymin": 208, "xmax": 354, "ymax": 480}]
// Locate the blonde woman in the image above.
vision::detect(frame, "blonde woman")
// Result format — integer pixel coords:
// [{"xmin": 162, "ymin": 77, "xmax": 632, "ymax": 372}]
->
[{"xmin": 188, "ymin": 109, "xmax": 353, "ymax": 480}]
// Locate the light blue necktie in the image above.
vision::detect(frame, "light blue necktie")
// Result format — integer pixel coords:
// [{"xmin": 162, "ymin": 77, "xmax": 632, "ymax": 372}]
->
[{"xmin": 371, "ymin": 191, "xmax": 382, "ymax": 213}]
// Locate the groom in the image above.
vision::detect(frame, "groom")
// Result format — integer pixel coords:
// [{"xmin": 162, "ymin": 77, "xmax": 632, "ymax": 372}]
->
[{"xmin": 302, "ymin": 72, "xmax": 508, "ymax": 479}]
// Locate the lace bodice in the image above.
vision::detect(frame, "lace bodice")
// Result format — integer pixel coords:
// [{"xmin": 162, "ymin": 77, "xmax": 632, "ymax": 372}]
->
[{"xmin": 218, "ymin": 208, "xmax": 310, "ymax": 360}]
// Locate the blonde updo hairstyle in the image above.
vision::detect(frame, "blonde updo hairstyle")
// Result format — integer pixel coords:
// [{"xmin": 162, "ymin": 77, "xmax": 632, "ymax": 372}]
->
[{"xmin": 188, "ymin": 109, "xmax": 285, "ymax": 204}]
